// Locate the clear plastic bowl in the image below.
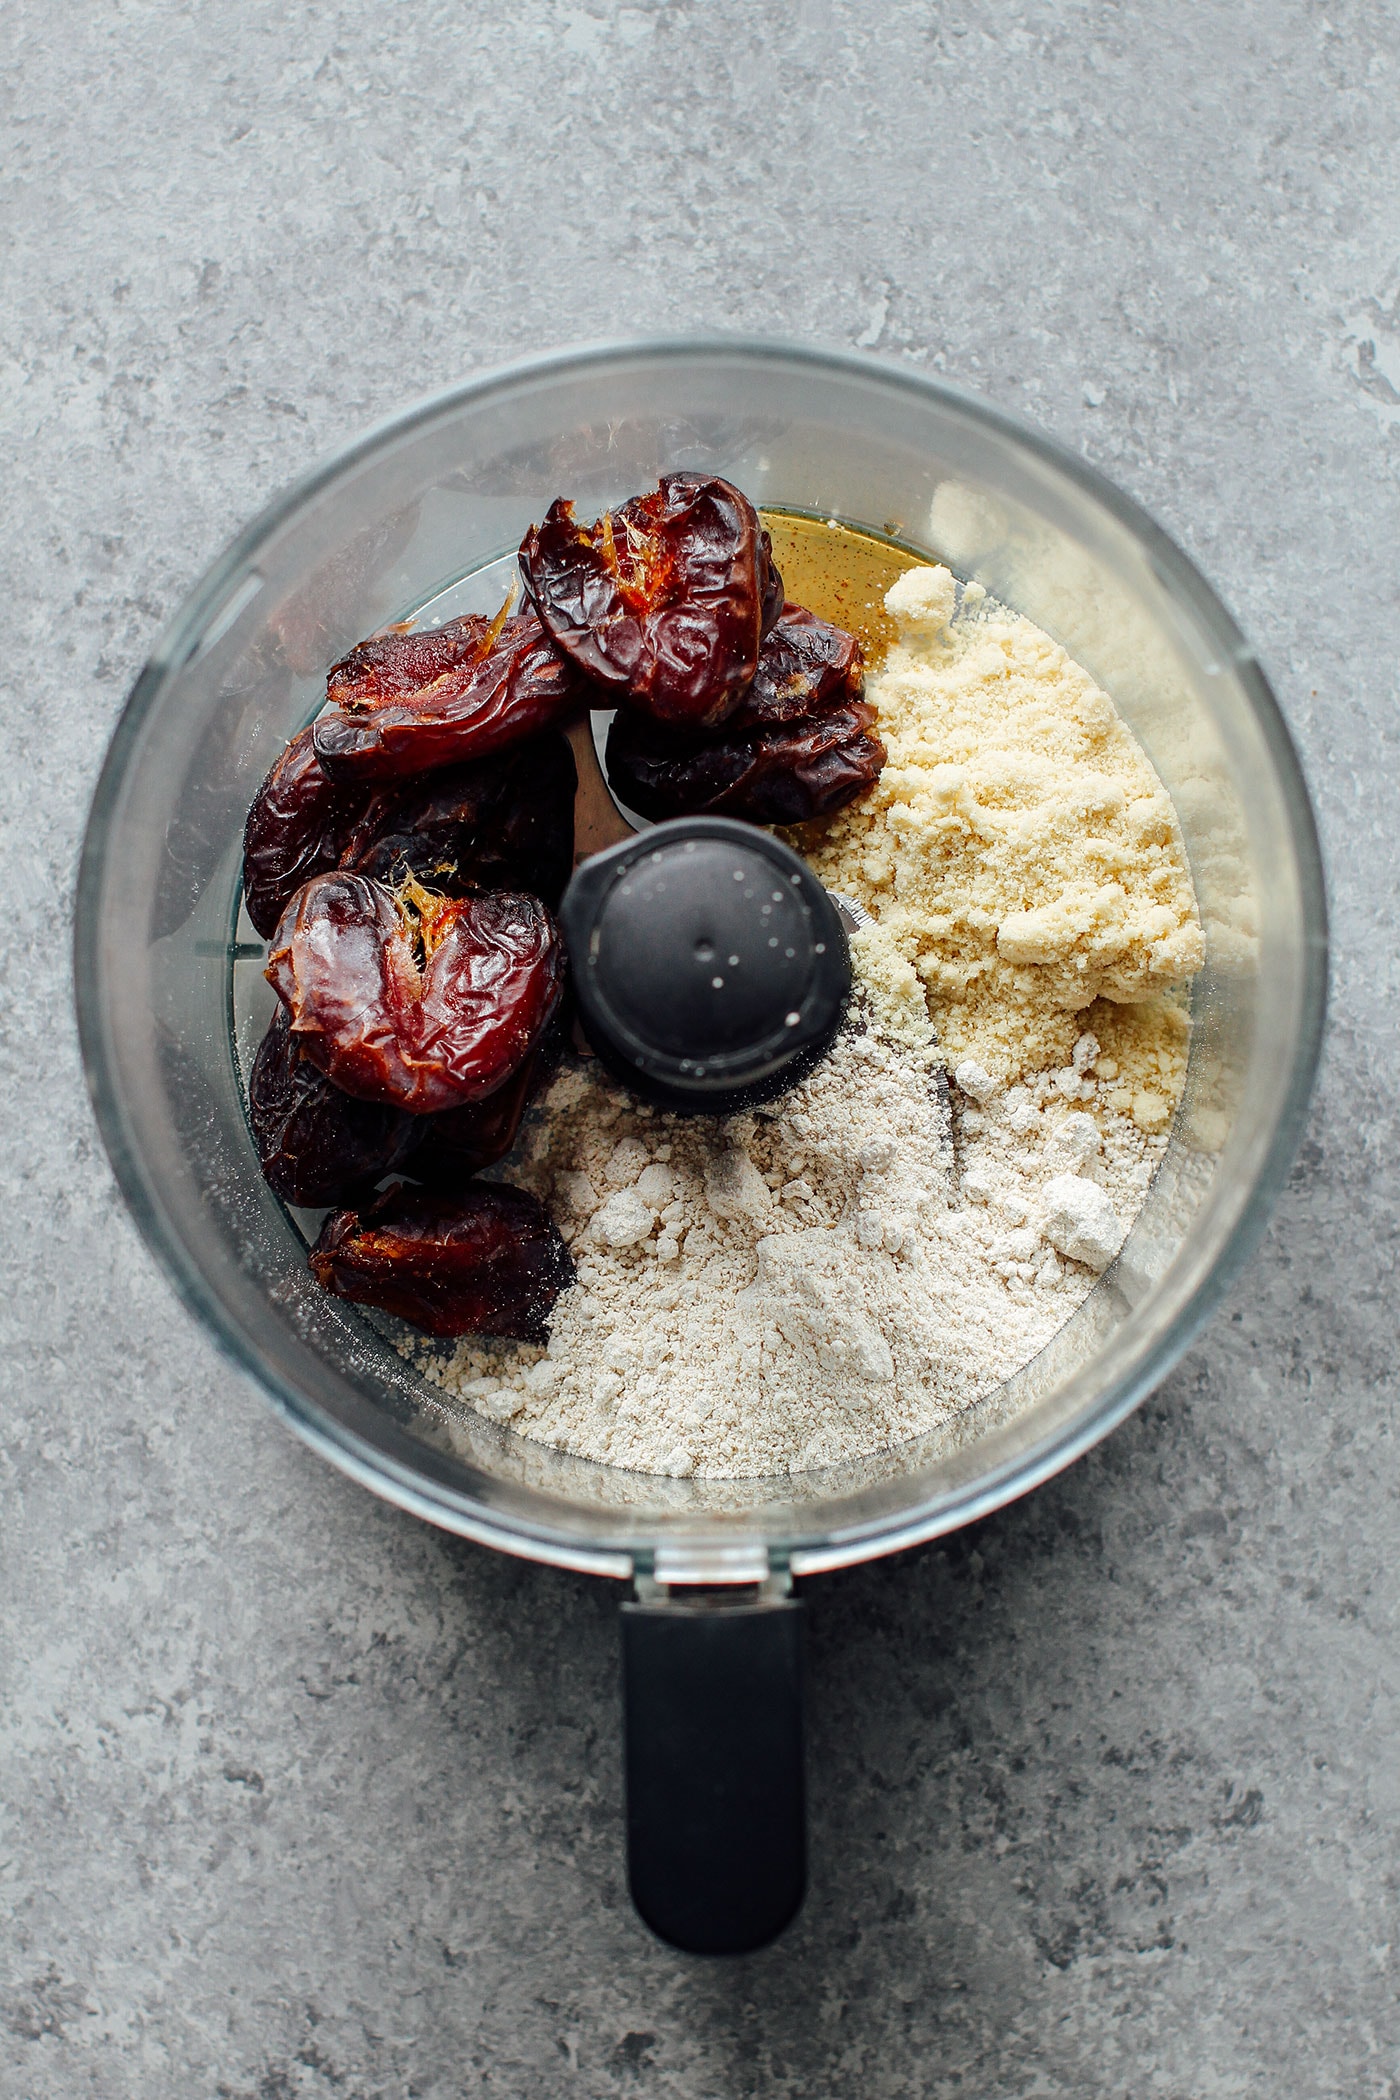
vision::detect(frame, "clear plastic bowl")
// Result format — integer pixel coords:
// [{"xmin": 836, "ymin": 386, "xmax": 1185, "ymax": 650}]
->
[{"xmin": 74, "ymin": 338, "xmax": 1327, "ymax": 1584}]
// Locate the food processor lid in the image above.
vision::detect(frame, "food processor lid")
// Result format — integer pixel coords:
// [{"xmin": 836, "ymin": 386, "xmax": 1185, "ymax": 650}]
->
[{"xmin": 558, "ymin": 816, "xmax": 851, "ymax": 1113}]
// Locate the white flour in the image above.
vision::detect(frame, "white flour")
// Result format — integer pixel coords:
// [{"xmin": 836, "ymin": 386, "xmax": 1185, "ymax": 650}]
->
[{"xmin": 406, "ymin": 1008, "xmax": 1166, "ymax": 1478}]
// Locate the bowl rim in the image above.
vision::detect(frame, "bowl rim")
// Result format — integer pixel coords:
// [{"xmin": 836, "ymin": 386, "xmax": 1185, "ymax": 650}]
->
[{"xmin": 74, "ymin": 332, "xmax": 1329, "ymax": 1580}]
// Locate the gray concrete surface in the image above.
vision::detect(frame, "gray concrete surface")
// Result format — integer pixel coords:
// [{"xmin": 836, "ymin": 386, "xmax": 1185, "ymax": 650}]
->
[{"xmin": 3, "ymin": 1, "xmax": 1398, "ymax": 2093}]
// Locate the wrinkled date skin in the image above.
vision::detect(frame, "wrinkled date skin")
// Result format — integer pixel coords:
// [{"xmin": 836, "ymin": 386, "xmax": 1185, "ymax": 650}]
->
[
  {"xmin": 408, "ymin": 1062, "xmax": 537, "ymax": 1181},
  {"xmin": 607, "ymin": 702, "xmax": 886, "ymax": 825},
  {"xmin": 339, "ymin": 731, "xmax": 577, "ymax": 909},
  {"xmin": 242, "ymin": 727, "xmax": 368, "ymax": 939},
  {"xmin": 605, "ymin": 605, "xmax": 885, "ymax": 825},
  {"xmin": 266, "ymin": 875, "xmax": 564, "ymax": 1114},
  {"xmin": 723, "ymin": 604, "xmax": 865, "ymax": 730},
  {"xmin": 312, "ymin": 610, "xmax": 585, "ymax": 782},
  {"xmin": 249, "ymin": 1006, "xmax": 417, "ymax": 1207},
  {"xmin": 310, "ymin": 1181, "xmax": 574, "ymax": 1340},
  {"xmin": 405, "ymin": 1023, "xmax": 562, "ymax": 1184},
  {"xmin": 243, "ymin": 728, "xmax": 577, "ymax": 940},
  {"xmin": 518, "ymin": 474, "xmax": 783, "ymax": 730}
]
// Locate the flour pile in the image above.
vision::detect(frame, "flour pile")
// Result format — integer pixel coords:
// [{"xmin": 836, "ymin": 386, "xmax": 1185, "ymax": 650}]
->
[
  {"xmin": 406, "ymin": 1009, "xmax": 1167, "ymax": 1478},
  {"xmin": 790, "ymin": 566, "xmax": 1203, "ymax": 1121}
]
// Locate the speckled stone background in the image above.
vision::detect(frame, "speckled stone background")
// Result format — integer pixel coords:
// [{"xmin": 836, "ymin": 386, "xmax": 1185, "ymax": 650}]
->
[{"xmin": 3, "ymin": 1, "xmax": 1397, "ymax": 2093}]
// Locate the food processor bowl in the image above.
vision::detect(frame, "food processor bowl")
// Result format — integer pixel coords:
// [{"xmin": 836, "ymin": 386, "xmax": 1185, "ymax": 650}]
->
[{"xmin": 75, "ymin": 340, "xmax": 1327, "ymax": 1952}]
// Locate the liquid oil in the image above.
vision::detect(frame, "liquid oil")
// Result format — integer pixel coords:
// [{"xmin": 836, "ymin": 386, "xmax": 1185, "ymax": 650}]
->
[{"xmin": 759, "ymin": 511, "xmax": 922, "ymax": 667}]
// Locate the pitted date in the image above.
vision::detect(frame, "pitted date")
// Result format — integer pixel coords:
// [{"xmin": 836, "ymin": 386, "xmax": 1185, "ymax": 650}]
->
[
  {"xmin": 242, "ymin": 727, "xmax": 368, "ymax": 939},
  {"xmin": 604, "ymin": 601, "xmax": 882, "ymax": 823},
  {"xmin": 339, "ymin": 731, "xmax": 576, "ymax": 909},
  {"xmin": 405, "ymin": 1026, "xmax": 560, "ymax": 1183},
  {"xmin": 249, "ymin": 1007, "xmax": 416, "ymax": 1207},
  {"xmin": 310, "ymin": 1182, "xmax": 574, "ymax": 1339},
  {"xmin": 606, "ymin": 700, "xmax": 886, "ymax": 827},
  {"xmin": 723, "ymin": 604, "xmax": 865, "ymax": 731},
  {"xmin": 313, "ymin": 608, "xmax": 586, "ymax": 782},
  {"xmin": 266, "ymin": 874, "xmax": 564, "ymax": 1114},
  {"xmin": 244, "ymin": 726, "xmax": 576, "ymax": 938},
  {"xmin": 518, "ymin": 474, "xmax": 782, "ymax": 730}
]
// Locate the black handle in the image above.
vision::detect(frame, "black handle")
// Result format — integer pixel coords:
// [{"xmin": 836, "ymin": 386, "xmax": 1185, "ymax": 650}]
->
[{"xmin": 621, "ymin": 1595, "xmax": 806, "ymax": 1955}]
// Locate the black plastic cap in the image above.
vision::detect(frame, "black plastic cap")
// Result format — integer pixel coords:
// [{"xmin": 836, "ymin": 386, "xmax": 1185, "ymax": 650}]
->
[{"xmin": 558, "ymin": 816, "xmax": 850, "ymax": 1114}]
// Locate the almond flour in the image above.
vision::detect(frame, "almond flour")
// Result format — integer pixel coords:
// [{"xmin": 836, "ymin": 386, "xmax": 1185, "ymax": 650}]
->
[{"xmin": 788, "ymin": 567, "xmax": 1203, "ymax": 1124}]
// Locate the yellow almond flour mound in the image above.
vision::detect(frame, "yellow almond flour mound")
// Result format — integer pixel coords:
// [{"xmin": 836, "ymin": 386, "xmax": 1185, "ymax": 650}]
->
[{"xmin": 788, "ymin": 567, "xmax": 1204, "ymax": 1125}]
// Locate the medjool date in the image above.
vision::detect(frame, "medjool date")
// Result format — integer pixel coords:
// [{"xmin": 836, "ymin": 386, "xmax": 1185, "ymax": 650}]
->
[
  {"xmin": 249, "ymin": 1007, "xmax": 416, "ymax": 1206},
  {"xmin": 242, "ymin": 726, "xmax": 369, "ymax": 939},
  {"xmin": 722, "ymin": 604, "xmax": 865, "ymax": 731},
  {"xmin": 605, "ymin": 600, "xmax": 883, "ymax": 825},
  {"xmin": 518, "ymin": 474, "xmax": 782, "ymax": 730},
  {"xmin": 310, "ymin": 1182, "xmax": 574, "ymax": 1339},
  {"xmin": 338, "ymin": 731, "xmax": 576, "ymax": 909},
  {"xmin": 606, "ymin": 700, "xmax": 886, "ymax": 827},
  {"xmin": 405, "ymin": 1031, "xmax": 559, "ymax": 1184},
  {"xmin": 266, "ymin": 875, "xmax": 564, "ymax": 1114},
  {"xmin": 313, "ymin": 606, "xmax": 586, "ymax": 782}
]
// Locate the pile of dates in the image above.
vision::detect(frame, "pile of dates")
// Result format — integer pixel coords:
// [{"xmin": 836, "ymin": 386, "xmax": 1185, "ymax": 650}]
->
[
  {"xmin": 520, "ymin": 475, "xmax": 885, "ymax": 825},
  {"xmin": 245, "ymin": 473, "xmax": 883, "ymax": 1340}
]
